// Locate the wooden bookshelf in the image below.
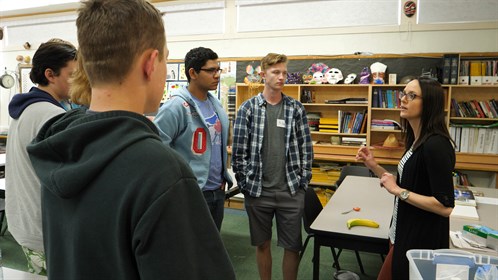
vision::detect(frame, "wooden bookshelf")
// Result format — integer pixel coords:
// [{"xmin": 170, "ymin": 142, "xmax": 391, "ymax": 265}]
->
[{"xmin": 235, "ymin": 82, "xmax": 498, "ymax": 188}]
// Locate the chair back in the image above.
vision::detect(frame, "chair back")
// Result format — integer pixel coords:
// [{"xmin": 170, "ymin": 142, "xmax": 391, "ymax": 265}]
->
[
  {"xmin": 335, "ymin": 166, "xmax": 371, "ymax": 187},
  {"xmin": 303, "ymin": 188, "xmax": 323, "ymax": 234}
]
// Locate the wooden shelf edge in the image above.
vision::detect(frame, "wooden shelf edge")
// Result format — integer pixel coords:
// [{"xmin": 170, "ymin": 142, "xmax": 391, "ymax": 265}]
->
[
  {"xmin": 455, "ymin": 163, "xmax": 498, "ymax": 172},
  {"xmin": 313, "ymin": 153, "xmax": 400, "ymax": 166},
  {"xmin": 309, "ymin": 181, "xmax": 335, "ymax": 187}
]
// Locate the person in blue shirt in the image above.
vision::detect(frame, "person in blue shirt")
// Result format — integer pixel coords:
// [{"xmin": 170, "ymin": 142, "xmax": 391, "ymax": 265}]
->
[
  {"xmin": 154, "ymin": 47, "xmax": 233, "ymax": 230},
  {"xmin": 232, "ymin": 53, "xmax": 313, "ymax": 279}
]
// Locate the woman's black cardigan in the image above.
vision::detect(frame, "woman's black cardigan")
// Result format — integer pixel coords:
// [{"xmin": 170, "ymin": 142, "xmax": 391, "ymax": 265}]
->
[{"xmin": 392, "ymin": 134, "xmax": 455, "ymax": 279}]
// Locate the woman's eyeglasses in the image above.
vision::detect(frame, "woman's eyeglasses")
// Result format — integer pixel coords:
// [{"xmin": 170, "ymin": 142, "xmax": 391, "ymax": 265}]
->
[
  {"xmin": 200, "ymin": 68, "xmax": 222, "ymax": 75},
  {"xmin": 399, "ymin": 91, "xmax": 422, "ymax": 101}
]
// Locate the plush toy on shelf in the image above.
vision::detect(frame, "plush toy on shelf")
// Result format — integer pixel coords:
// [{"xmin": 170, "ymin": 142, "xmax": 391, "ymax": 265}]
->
[{"xmin": 359, "ymin": 67, "xmax": 371, "ymax": 84}]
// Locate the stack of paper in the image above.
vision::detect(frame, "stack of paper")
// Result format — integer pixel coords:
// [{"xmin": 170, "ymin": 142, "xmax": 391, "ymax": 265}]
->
[{"xmin": 450, "ymin": 205, "xmax": 479, "ymax": 220}]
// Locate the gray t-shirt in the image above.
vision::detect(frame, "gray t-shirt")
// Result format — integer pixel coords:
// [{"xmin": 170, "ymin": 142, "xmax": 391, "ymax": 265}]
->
[{"xmin": 262, "ymin": 101, "xmax": 287, "ymax": 195}]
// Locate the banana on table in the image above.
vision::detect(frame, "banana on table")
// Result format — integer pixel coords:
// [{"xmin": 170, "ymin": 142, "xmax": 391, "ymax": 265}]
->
[{"xmin": 346, "ymin": 218, "xmax": 380, "ymax": 229}]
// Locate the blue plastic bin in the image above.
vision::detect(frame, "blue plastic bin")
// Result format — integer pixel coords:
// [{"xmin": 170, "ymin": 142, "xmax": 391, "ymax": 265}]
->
[{"xmin": 407, "ymin": 249, "xmax": 498, "ymax": 280}]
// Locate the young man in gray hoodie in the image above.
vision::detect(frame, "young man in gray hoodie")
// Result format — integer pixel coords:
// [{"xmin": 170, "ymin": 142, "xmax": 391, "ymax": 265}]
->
[{"xmin": 154, "ymin": 47, "xmax": 233, "ymax": 230}]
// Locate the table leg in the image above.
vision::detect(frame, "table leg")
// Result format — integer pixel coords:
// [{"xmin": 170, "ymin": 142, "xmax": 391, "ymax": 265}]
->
[
  {"xmin": 331, "ymin": 248, "xmax": 340, "ymax": 271},
  {"xmin": 313, "ymin": 239, "xmax": 320, "ymax": 280}
]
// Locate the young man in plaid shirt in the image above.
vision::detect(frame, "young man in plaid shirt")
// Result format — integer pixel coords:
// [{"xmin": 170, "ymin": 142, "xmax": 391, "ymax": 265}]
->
[{"xmin": 232, "ymin": 53, "xmax": 313, "ymax": 280}]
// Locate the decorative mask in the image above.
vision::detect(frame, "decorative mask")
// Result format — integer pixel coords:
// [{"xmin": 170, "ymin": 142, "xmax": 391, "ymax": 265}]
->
[
  {"xmin": 287, "ymin": 72, "xmax": 303, "ymax": 84},
  {"xmin": 370, "ymin": 62, "xmax": 387, "ymax": 84},
  {"xmin": 325, "ymin": 68, "xmax": 343, "ymax": 84},
  {"xmin": 344, "ymin": 73, "xmax": 357, "ymax": 84},
  {"xmin": 312, "ymin": 72, "xmax": 324, "ymax": 84},
  {"xmin": 244, "ymin": 64, "xmax": 261, "ymax": 84},
  {"xmin": 302, "ymin": 74, "xmax": 313, "ymax": 84}
]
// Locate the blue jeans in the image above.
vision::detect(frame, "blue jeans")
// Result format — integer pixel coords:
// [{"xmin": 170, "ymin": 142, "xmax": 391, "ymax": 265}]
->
[{"xmin": 202, "ymin": 188, "xmax": 225, "ymax": 231}]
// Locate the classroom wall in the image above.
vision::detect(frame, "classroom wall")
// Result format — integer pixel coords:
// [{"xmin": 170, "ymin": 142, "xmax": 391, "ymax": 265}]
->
[
  {"xmin": 0, "ymin": 1, "xmax": 497, "ymax": 189},
  {"xmin": 1, "ymin": 0, "xmax": 497, "ymax": 129}
]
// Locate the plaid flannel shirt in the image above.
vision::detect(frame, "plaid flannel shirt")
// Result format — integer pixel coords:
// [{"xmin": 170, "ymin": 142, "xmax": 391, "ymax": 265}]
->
[{"xmin": 232, "ymin": 93, "xmax": 313, "ymax": 197}]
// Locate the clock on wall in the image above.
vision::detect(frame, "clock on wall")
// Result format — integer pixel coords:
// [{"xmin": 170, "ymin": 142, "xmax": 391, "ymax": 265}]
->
[{"xmin": 0, "ymin": 71, "xmax": 15, "ymax": 89}]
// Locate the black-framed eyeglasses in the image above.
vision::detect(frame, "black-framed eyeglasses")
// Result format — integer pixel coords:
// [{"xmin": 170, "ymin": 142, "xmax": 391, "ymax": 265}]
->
[
  {"xmin": 199, "ymin": 68, "xmax": 222, "ymax": 75},
  {"xmin": 399, "ymin": 91, "xmax": 422, "ymax": 101}
]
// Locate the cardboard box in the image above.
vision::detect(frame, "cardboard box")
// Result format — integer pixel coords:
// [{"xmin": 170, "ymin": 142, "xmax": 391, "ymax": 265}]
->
[
  {"xmin": 487, "ymin": 232, "xmax": 498, "ymax": 252},
  {"xmin": 462, "ymin": 225, "xmax": 487, "ymax": 246}
]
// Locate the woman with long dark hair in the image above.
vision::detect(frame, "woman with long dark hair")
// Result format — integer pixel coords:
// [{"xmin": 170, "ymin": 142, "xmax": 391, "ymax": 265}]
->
[{"xmin": 356, "ymin": 77, "xmax": 455, "ymax": 279}]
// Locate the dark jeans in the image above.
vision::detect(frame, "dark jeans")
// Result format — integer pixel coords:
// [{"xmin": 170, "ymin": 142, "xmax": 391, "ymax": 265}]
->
[{"xmin": 202, "ymin": 188, "xmax": 225, "ymax": 231}]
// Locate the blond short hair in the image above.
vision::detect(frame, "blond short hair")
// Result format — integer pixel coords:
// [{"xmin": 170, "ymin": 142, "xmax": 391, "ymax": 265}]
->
[
  {"xmin": 69, "ymin": 55, "xmax": 91, "ymax": 107},
  {"xmin": 261, "ymin": 53, "xmax": 288, "ymax": 71}
]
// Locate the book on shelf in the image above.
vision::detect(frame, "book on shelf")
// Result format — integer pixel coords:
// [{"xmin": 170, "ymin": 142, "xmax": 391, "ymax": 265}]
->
[
  {"xmin": 451, "ymin": 98, "xmax": 462, "ymax": 117},
  {"xmin": 320, "ymin": 118, "xmax": 339, "ymax": 125},
  {"xmin": 386, "ymin": 90, "xmax": 394, "ymax": 108},
  {"xmin": 460, "ymin": 60, "xmax": 469, "ymax": 76},
  {"xmin": 454, "ymin": 185, "xmax": 476, "ymax": 207},
  {"xmin": 454, "ymin": 171, "xmax": 472, "ymax": 186},
  {"xmin": 451, "ymin": 99, "xmax": 498, "ymax": 118},
  {"xmin": 478, "ymin": 101, "xmax": 491, "ymax": 118},
  {"xmin": 455, "ymin": 126, "xmax": 462, "ymax": 152},
  {"xmin": 471, "ymin": 100, "xmax": 486, "ymax": 118},
  {"xmin": 319, "ymin": 124, "xmax": 338, "ymax": 129},
  {"xmin": 442, "ymin": 55, "xmax": 452, "ymax": 84},
  {"xmin": 468, "ymin": 128, "xmax": 476, "ymax": 153},
  {"xmin": 341, "ymin": 137, "xmax": 366, "ymax": 146},
  {"xmin": 324, "ymin": 98, "xmax": 367, "ymax": 104},
  {"xmin": 359, "ymin": 112, "xmax": 368, "ymax": 134},
  {"xmin": 372, "ymin": 89, "xmax": 379, "ymax": 107},
  {"xmin": 337, "ymin": 111, "xmax": 365, "ymax": 134},
  {"xmin": 475, "ymin": 128, "xmax": 486, "ymax": 154},
  {"xmin": 450, "ymin": 123, "xmax": 498, "ymax": 154},
  {"xmin": 470, "ymin": 61, "xmax": 482, "ymax": 76},
  {"xmin": 450, "ymin": 55, "xmax": 460, "ymax": 85},
  {"xmin": 319, "ymin": 129, "xmax": 338, "ymax": 133},
  {"xmin": 371, "ymin": 119, "xmax": 401, "ymax": 128},
  {"xmin": 371, "ymin": 125, "xmax": 399, "ymax": 130},
  {"xmin": 460, "ymin": 127, "xmax": 470, "ymax": 153},
  {"xmin": 492, "ymin": 99, "xmax": 498, "ymax": 115},
  {"xmin": 372, "ymin": 89, "xmax": 401, "ymax": 108},
  {"xmin": 485, "ymin": 129, "xmax": 498, "ymax": 154}
]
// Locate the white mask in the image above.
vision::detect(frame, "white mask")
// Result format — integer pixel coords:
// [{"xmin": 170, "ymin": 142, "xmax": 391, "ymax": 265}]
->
[
  {"xmin": 325, "ymin": 68, "xmax": 343, "ymax": 84},
  {"xmin": 344, "ymin": 73, "xmax": 357, "ymax": 84}
]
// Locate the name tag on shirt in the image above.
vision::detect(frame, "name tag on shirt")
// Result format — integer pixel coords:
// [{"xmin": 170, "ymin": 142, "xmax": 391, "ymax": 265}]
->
[{"xmin": 277, "ymin": 119, "xmax": 285, "ymax": 128}]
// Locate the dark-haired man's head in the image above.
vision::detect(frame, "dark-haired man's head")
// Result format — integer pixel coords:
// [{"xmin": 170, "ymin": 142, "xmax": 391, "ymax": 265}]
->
[
  {"xmin": 30, "ymin": 39, "xmax": 77, "ymax": 86},
  {"xmin": 184, "ymin": 47, "xmax": 219, "ymax": 83}
]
